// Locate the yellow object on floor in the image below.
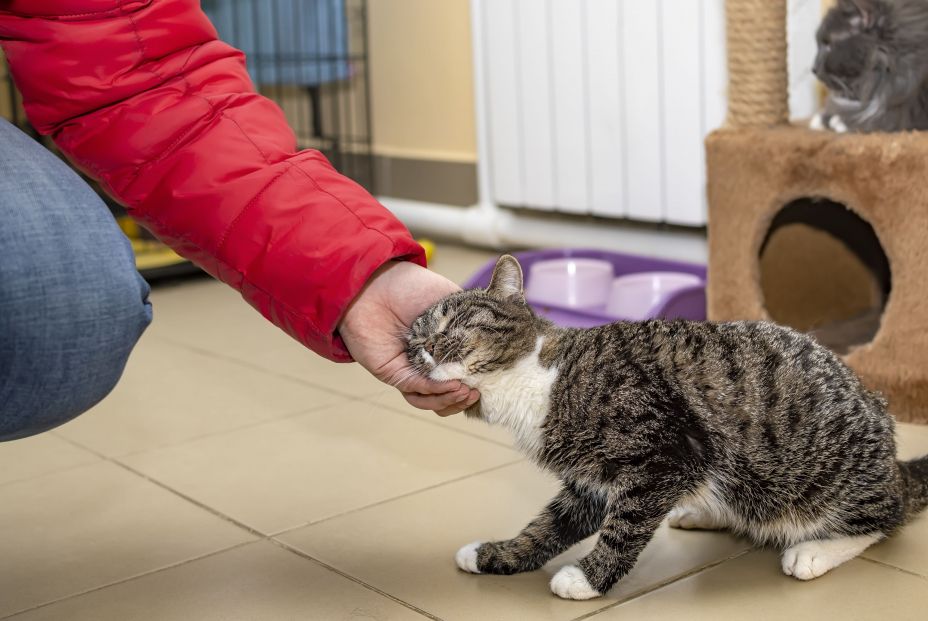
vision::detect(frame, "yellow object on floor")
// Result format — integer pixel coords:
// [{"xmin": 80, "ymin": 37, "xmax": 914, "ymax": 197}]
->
[
  {"xmin": 118, "ymin": 215, "xmax": 188, "ymax": 272},
  {"xmin": 418, "ymin": 238, "xmax": 436, "ymax": 264}
]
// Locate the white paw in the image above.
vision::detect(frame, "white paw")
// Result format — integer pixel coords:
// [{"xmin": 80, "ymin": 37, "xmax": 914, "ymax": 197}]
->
[
  {"xmin": 550, "ymin": 565, "xmax": 601, "ymax": 600},
  {"xmin": 667, "ymin": 506, "xmax": 722, "ymax": 530},
  {"xmin": 810, "ymin": 113, "xmax": 825, "ymax": 130},
  {"xmin": 781, "ymin": 534, "xmax": 880, "ymax": 581},
  {"xmin": 455, "ymin": 541, "xmax": 483, "ymax": 574},
  {"xmin": 781, "ymin": 542, "xmax": 831, "ymax": 580},
  {"xmin": 828, "ymin": 115, "xmax": 848, "ymax": 133}
]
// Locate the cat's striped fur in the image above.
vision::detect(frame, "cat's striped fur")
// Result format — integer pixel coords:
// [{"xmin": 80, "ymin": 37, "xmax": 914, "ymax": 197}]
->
[{"xmin": 406, "ymin": 256, "xmax": 928, "ymax": 600}]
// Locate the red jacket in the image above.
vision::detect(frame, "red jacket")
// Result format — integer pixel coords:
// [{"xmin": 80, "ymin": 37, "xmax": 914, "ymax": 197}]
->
[{"xmin": 0, "ymin": 0, "xmax": 425, "ymax": 362}]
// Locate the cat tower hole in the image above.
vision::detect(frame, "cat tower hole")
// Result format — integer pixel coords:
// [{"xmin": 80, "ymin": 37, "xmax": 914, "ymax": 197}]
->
[{"xmin": 758, "ymin": 198, "xmax": 891, "ymax": 355}]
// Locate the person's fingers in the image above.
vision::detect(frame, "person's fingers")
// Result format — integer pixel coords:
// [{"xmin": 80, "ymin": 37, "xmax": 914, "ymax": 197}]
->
[
  {"xmin": 398, "ymin": 372, "xmax": 461, "ymax": 396},
  {"xmin": 434, "ymin": 390, "xmax": 481, "ymax": 417},
  {"xmin": 403, "ymin": 386, "xmax": 469, "ymax": 411}
]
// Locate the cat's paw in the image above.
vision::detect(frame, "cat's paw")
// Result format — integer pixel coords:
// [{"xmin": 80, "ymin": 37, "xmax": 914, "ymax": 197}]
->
[
  {"xmin": 455, "ymin": 541, "xmax": 483, "ymax": 574},
  {"xmin": 810, "ymin": 113, "xmax": 825, "ymax": 131},
  {"xmin": 667, "ymin": 506, "xmax": 723, "ymax": 530},
  {"xmin": 781, "ymin": 542, "xmax": 833, "ymax": 580},
  {"xmin": 781, "ymin": 535, "xmax": 880, "ymax": 581},
  {"xmin": 828, "ymin": 115, "xmax": 849, "ymax": 133},
  {"xmin": 550, "ymin": 565, "xmax": 602, "ymax": 600}
]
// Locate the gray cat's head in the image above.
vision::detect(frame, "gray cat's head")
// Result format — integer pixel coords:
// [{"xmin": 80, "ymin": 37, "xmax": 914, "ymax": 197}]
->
[
  {"xmin": 406, "ymin": 255, "xmax": 540, "ymax": 384},
  {"xmin": 814, "ymin": 0, "xmax": 894, "ymax": 100}
]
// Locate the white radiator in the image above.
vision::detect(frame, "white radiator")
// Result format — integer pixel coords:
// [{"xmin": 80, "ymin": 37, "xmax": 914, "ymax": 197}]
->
[{"xmin": 472, "ymin": 0, "xmax": 822, "ymax": 226}]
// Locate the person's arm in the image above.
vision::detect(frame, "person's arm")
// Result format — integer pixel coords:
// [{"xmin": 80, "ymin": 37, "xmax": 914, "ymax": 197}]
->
[{"xmin": 0, "ymin": 0, "xmax": 476, "ymax": 414}]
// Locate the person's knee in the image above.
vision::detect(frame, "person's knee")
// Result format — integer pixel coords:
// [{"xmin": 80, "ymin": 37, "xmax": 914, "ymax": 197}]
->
[{"xmin": 0, "ymin": 269, "xmax": 152, "ymax": 442}]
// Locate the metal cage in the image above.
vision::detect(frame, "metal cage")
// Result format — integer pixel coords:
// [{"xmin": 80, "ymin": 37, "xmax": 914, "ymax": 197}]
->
[{"xmin": 0, "ymin": 0, "xmax": 374, "ymax": 190}]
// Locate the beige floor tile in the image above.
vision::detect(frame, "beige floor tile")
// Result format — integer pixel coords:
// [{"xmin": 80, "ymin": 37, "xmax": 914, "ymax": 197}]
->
[
  {"xmin": 11, "ymin": 541, "xmax": 424, "ymax": 621},
  {"xmin": 593, "ymin": 550, "xmax": 928, "ymax": 621},
  {"xmin": 121, "ymin": 400, "xmax": 519, "ymax": 535},
  {"xmin": 0, "ymin": 434, "xmax": 98, "ymax": 487},
  {"xmin": 247, "ymin": 342, "xmax": 390, "ymax": 398},
  {"xmin": 864, "ymin": 511, "xmax": 928, "ymax": 579},
  {"xmin": 896, "ymin": 422, "xmax": 928, "ymax": 461},
  {"xmin": 145, "ymin": 278, "xmax": 295, "ymax": 358},
  {"xmin": 859, "ymin": 422, "xmax": 928, "ymax": 577},
  {"xmin": 55, "ymin": 339, "xmax": 340, "ymax": 457},
  {"xmin": 279, "ymin": 462, "xmax": 752, "ymax": 621},
  {"xmin": 366, "ymin": 389, "xmax": 514, "ymax": 446},
  {"xmin": 0, "ymin": 461, "xmax": 254, "ymax": 617}
]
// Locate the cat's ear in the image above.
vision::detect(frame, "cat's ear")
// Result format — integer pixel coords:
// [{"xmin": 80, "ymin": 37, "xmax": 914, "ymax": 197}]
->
[
  {"xmin": 488, "ymin": 255, "xmax": 524, "ymax": 303},
  {"xmin": 843, "ymin": 0, "xmax": 882, "ymax": 29}
]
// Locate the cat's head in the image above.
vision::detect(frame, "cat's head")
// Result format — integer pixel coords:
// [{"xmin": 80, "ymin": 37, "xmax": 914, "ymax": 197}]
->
[
  {"xmin": 814, "ymin": 0, "xmax": 893, "ymax": 100},
  {"xmin": 406, "ymin": 255, "xmax": 541, "ymax": 384}
]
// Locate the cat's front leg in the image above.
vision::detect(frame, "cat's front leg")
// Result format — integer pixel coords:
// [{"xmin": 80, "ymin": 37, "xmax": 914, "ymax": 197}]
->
[
  {"xmin": 550, "ymin": 491, "xmax": 678, "ymax": 600},
  {"xmin": 456, "ymin": 482, "xmax": 606, "ymax": 576}
]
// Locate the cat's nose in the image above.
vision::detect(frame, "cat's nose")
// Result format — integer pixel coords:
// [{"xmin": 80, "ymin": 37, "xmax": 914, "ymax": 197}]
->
[{"xmin": 424, "ymin": 341, "xmax": 435, "ymax": 356}]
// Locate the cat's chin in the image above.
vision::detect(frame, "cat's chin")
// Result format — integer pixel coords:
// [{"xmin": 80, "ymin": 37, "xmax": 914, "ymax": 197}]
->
[{"xmin": 428, "ymin": 362, "xmax": 467, "ymax": 382}]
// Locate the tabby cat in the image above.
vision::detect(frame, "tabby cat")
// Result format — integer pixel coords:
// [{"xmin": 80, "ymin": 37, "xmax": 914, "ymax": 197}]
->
[
  {"xmin": 812, "ymin": 0, "xmax": 928, "ymax": 132},
  {"xmin": 406, "ymin": 256, "xmax": 928, "ymax": 600}
]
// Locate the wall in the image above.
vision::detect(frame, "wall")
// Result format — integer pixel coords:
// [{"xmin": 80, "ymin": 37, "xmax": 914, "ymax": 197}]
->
[
  {"xmin": 367, "ymin": 0, "xmax": 479, "ymax": 205},
  {"xmin": 367, "ymin": 0, "xmax": 477, "ymax": 162}
]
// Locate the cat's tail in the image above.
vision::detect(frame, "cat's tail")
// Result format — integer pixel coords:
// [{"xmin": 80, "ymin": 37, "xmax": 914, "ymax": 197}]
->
[{"xmin": 899, "ymin": 455, "xmax": 928, "ymax": 520}]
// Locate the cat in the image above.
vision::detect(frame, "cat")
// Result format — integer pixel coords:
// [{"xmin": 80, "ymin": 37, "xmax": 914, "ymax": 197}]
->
[
  {"xmin": 405, "ymin": 255, "xmax": 928, "ymax": 600},
  {"xmin": 811, "ymin": 0, "xmax": 928, "ymax": 133}
]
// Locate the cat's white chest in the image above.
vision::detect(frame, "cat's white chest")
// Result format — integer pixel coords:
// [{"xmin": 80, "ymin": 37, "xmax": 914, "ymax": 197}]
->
[{"xmin": 470, "ymin": 339, "xmax": 559, "ymax": 456}]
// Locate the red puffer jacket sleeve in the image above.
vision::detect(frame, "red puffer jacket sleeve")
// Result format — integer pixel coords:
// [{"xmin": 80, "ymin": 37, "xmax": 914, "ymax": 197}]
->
[{"xmin": 0, "ymin": 0, "xmax": 425, "ymax": 362}]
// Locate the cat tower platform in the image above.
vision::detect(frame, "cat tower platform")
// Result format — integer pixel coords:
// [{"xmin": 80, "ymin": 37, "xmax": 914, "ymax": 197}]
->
[{"xmin": 707, "ymin": 0, "xmax": 928, "ymax": 423}]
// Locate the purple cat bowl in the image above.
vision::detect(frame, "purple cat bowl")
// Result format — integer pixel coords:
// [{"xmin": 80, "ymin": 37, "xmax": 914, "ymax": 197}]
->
[
  {"xmin": 525, "ymin": 258, "xmax": 615, "ymax": 308},
  {"xmin": 605, "ymin": 271, "xmax": 705, "ymax": 320},
  {"xmin": 463, "ymin": 249, "xmax": 707, "ymax": 328}
]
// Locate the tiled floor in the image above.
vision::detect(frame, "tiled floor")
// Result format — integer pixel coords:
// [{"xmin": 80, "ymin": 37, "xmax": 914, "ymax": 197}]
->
[{"xmin": 2, "ymin": 243, "xmax": 927, "ymax": 620}]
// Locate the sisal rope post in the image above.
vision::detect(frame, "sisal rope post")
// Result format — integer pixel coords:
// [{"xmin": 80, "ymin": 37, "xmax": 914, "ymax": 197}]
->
[{"xmin": 725, "ymin": 0, "xmax": 790, "ymax": 128}]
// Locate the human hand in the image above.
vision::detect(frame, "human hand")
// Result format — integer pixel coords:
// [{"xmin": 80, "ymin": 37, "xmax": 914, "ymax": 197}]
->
[{"xmin": 338, "ymin": 261, "xmax": 481, "ymax": 416}]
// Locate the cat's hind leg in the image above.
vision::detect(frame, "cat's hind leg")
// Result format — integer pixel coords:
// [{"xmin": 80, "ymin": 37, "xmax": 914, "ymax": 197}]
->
[
  {"xmin": 667, "ymin": 482, "xmax": 728, "ymax": 531},
  {"xmin": 781, "ymin": 533, "xmax": 883, "ymax": 580},
  {"xmin": 456, "ymin": 482, "xmax": 606, "ymax": 576},
  {"xmin": 667, "ymin": 504, "xmax": 727, "ymax": 530}
]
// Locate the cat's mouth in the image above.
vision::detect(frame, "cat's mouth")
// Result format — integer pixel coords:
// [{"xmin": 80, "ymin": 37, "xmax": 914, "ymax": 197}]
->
[
  {"xmin": 419, "ymin": 350, "xmax": 467, "ymax": 382},
  {"xmin": 407, "ymin": 345, "xmax": 468, "ymax": 383}
]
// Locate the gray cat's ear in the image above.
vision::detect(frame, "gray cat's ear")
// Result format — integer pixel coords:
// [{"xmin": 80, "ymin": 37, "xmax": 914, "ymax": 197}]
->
[
  {"xmin": 844, "ymin": 0, "xmax": 880, "ymax": 28},
  {"xmin": 487, "ymin": 255, "xmax": 524, "ymax": 302}
]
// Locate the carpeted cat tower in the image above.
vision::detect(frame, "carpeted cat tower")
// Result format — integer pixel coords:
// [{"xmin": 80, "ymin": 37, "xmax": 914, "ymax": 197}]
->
[{"xmin": 707, "ymin": 0, "xmax": 928, "ymax": 423}]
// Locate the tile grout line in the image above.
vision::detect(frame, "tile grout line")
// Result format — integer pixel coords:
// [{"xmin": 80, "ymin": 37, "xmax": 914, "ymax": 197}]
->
[
  {"xmin": 0, "ymin": 449, "xmax": 100, "ymax": 491},
  {"xmin": 54, "ymin": 434, "xmax": 268, "ymax": 537},
  {"xmin": 269, "ymin": 459, "xmax": 526, "ymax": 537},
  {"xmin": 358, "ymin": 396, "xmax": 517, "ymax": 450},
  {"xmin": 269, "ymin": 538, "xmax": 444, "ymax": 621},
  {"xmin": 567, "ymin": 548, "xmax": 755, "ymax": 621},
  {"xmin": 103, "ymin": 397, "xmax": 367, "ymax": 460},
  {"xmin": 157, "ymin": 336, "xmax": 384, "ymax": 402},
  {"xmin": 858, "ymin": 555, "xmax": 928, "ymax": 580},
  {"xmin": 0, "ymin": 541, "xmax": 255, "ymax": 620},
  {"xmin": 157, "ymin": 336, "xmax": 520, "ymax": 455},
  {"xmin": 46, "ymin": 435, "xmax": 515, "ymax": 620}
]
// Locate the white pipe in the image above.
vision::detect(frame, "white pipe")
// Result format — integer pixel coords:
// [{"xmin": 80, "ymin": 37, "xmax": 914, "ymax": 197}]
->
[{"xmin": 379, "ymin": 197, "xmax": 707, "ymax": 264}]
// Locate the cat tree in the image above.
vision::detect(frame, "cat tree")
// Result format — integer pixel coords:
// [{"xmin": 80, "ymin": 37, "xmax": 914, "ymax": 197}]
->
[{"xmin": 707, "ymin": 0, "xmax": 928, "ymax": 423}]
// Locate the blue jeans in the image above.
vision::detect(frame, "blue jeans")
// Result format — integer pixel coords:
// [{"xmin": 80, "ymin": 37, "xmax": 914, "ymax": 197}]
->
[{"xmin": 0, "ymin": 119, "xmax": 152, "ymax": 441}]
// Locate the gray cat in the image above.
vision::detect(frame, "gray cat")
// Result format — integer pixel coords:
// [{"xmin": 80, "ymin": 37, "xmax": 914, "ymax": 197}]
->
[
  {"xmin": 813, "ymin": 0, "xmax": 928, "ymax": 132},
  {"xmin": 406, "ymin": 256, "xmax": 928, "ymax": 600}
]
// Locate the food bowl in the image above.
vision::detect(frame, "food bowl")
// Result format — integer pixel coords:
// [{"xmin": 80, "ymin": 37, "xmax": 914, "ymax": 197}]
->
[
  {"xmin": 605, "ymin": 272, "xmax": 705, "ymax": 320},
  {"xmin": 464, "ymin": 249, "xmax": 707, "ymax": 328},
  {"xmin": 524, "ymin": 258, "xmax": 614, "ymax": 308}
]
